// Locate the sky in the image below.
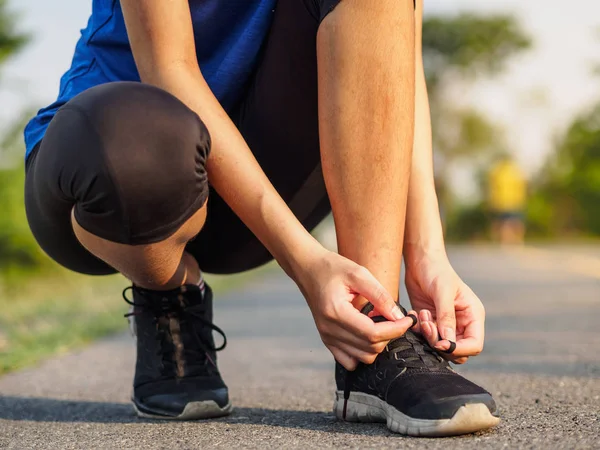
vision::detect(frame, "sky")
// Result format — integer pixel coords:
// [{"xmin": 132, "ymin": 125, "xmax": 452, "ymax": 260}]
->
[{"xmin": 2, "ymin": 0, "xmax": 600, "ymax": 180}]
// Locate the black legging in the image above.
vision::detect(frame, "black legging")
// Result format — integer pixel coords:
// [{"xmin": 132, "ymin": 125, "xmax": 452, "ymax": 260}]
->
[{"xmin": 25, "ymin": 0, "xmax": 341, "ymax": 275}]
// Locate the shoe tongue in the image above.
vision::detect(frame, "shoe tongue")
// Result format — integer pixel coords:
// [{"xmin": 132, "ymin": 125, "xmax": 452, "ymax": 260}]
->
[{"xmin": 135, "ymin": 284, "xmax": 205, "ymax": 309}]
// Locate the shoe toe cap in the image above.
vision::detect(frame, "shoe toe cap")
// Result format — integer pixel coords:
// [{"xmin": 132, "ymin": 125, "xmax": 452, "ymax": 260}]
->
[
  {"xmin": 136, "ymin": 387, "xmax": 230, "ymax": 417},
  {"xmin": 405, "ymin": 393, "xmax": 497, "ymax": 420}
]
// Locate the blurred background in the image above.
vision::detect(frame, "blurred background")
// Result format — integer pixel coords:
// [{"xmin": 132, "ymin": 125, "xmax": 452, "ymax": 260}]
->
[{"xmin": 0, "ymin": 1, "xmax": 599, "ymax": 374}]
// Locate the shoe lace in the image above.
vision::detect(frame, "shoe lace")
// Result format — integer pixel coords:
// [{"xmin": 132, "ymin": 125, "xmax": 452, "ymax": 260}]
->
[
  {"xmin": 122, "ymin": 286, "xmax": 227, "ymax": 376},
  {"xmin": 342, "ymin": 318, "xmax": 447, "ymax": 419},
  {"xmin": 386, "ymin": 330, "xmax": 446, "ymax": 368}
]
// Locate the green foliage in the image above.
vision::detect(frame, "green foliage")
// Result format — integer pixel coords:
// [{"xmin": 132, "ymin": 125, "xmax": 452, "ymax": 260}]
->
[
  {"xmin": 423, "ymin": 13, "xmax": 532, "ymax": 88},
  {"xmin": 445, "ymin": 202, "xmax": 490, "ymax": 242},
  {"xmin": 525, "ymin": 191, "xmax": 556, "ymax": 237},
  {"xmin": 0, "ymin": 1, "xmax": 39, "ymax": 279},
  {"xmin": 0, "ymin": 0, "xmax": 29, "ymax": 67},
  {"xmin": 0, "ymin": 274, "xmax": 127, "ymax": 374},
  {"xmin": 423, "ymin": 12, "xmax": 532, "ymax": 216},
  {"xmin": 0, "ymin": 111, "xmax": 54, "ymax": 281},
  {"xmin": 434, "ymin": 107, "xmax": 507, "ymax": 161},
  {"xmin": 530, "ymin": 104, "xmax": 600, "ymax": 237},
  {"xmin": 0, "ymin": 164, "xmax": 52, "ymax": 273},
  {"xmin": 0, "ymin": 264, "xmax": 276, "ymax": 374}
]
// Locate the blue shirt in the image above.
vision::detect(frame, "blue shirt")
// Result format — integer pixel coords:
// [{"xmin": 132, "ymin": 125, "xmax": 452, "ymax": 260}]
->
[{"xmin": 24, "ymin": 0, "xmax": 276, "ymax": 160}]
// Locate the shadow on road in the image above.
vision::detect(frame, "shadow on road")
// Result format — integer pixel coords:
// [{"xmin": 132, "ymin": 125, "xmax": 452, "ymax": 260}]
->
[
  {"xmin": 0, "ymin": 396, "xmax": 346, "ymax": 428},
  {"xmin": 0, "ymin": 396, "xmax": 391, "ymax": 435},
  {"xmin": 0, "ymin": 396, "xmax": 504, "ymax": 442},
  {"xmin": 0, "ymin": 396, "xmax": 137, "ymax": 424}
]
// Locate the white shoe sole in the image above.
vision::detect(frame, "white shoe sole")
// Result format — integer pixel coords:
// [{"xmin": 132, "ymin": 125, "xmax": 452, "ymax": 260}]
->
[
  {"xmin": 334, "ymin": 391, "xmax": 500, "ymax": 437},
  {"xmin": 133, "ymin": 399, "xmax": 233, "ymax": 420}
]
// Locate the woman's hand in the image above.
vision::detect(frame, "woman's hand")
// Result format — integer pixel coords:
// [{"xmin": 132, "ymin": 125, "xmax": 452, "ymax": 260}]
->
[
  {"xmin": 293, "ymin": 248, "xmax": 415, "ymax": 371},
  {"xmin": 405, "ymin": 251, "xmax": 485, "ymax": 364}
]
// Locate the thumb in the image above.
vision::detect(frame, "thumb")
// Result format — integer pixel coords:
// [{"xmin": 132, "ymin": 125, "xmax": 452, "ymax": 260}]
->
[
  {"xmin": 434, "ymin": 283, "xmax": 457, "ymax": 343},
  {"xmin": 350, "ymin": 267, "xmax": 404, "ymax": 321}
]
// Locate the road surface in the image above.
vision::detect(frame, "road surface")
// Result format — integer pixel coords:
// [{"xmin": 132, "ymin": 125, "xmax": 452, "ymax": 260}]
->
[{"xmin": 1, "ymin": 245, "xmax": 599, "ymax": 449}]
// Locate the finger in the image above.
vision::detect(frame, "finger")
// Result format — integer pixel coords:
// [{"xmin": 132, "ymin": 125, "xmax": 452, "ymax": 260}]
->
[
  {"xmin": 405, "ymin": 309, "xmax": 419, "ymax": 332},
  {"xmin": 326, "ymin": 325, "xmax": 387, "ymax": 354},
  {"xmin": 335, "ymin": 341, "xmax": 379, "ymax": 366},
  {"xmin": 434, "ymin": 339, "xmax": 456, "ymax": 354},
  {"xmin": 452, "ymin": 336, "xmax": 484, "ymax": 358},
  {"xmin": 329, "ymin": 345, "xmax": 358, "ymax": 371},
  {"xmin": 441, "ymin": 307, "xmax": 485, "ymax": 358},
  {"xmin": 434, "ymin": 342, "xmax": 465, "ymax": 363},
  {"xmin": 422, "ymin": 322, "xmax": 438, "ymax": 348},
  {"xmin": 350, "ymin": 267, "xmax": 403, "ymax": 321},
  {"xmin": 419, "ymin": 309, "xmax": 439, "ymax": 347},
  {"xmin": 337, "ymin": 301, "xmax": 414, "ymax": 343},
  {"xmin": 368, "ymin": 317, "xmax": 415, "ymax": 341},
  {"xmin": 434, "ymin": 284, "xmax": 457, "ymax": 343}
]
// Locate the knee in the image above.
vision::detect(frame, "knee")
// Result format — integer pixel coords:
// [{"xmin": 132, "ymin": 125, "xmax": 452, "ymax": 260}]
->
[
  {"xmin": 45, "ymin": 82, "xmax": 211, "ymax": 245},
  {"xmin": 69, "ymin": 81, "xmax": 211, "ymax": 176}
]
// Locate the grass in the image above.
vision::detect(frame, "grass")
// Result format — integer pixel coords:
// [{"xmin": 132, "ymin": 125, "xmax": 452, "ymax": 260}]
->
[{"xmin": 0, "ymin": 262, "xmax": 279, "ymax": 375}]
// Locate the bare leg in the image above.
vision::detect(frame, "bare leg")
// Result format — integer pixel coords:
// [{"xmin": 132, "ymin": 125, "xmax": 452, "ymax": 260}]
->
[
  {"xmin": 317, "ymin": 0, "xmax": 416, "ymax": 305},
  {"xmin": 509, "ymin": 218, "xmax": 525, "ymax": 245},
  {"xmin": 71, "ymin": 203, "xmax": 207, "ymax": 290},
  {"xmin": 491, "ymin": 219, "xmax": 501, "ymax": 243},
  {"xmin": 498, "ymin": 219, "xmax": 511, "ymax": 245}
]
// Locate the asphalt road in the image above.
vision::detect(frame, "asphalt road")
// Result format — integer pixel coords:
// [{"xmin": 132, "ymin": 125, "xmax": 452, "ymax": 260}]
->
[{"xmin": 1, "ymin": 245, "xmax": 599, "ymax": 449}]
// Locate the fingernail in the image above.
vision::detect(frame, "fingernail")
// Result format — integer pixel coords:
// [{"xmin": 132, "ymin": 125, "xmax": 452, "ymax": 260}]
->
[
  {"xmin": 444, "ymin": 327, "xmax": 456, "ymax": 342},
  {"xmin": 422, "ymin": 310, "xmax": 432, "ymax": 322},
  {"xmin": 392, "ymin": 306, "xmax": 404, "ymax": 321}
]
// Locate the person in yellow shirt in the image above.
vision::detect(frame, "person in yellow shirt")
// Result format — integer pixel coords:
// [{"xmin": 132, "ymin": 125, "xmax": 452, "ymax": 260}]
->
[{"xmin": 488, "ymin": 155, "xmax": 527, "ymax": 244}]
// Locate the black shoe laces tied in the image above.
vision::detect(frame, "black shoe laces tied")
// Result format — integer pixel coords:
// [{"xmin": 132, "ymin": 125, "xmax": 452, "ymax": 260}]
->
[
  {"xmin": 386, "ymin": 331, "xmax": 446, "ymax": 368},
  {"xmin": 123, "ymin": 286, "xmax": 227, "ymax": 376},
  {"xmin": 342, "ymin": 308, "xmax": 447, "ymax": 419}
]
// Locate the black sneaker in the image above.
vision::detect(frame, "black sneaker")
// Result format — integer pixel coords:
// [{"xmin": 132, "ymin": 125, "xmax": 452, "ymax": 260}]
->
[
  {"xmin": 334, "ymin": 304, "xmax": 499, "ymax": 436},
  {"xmin": 123, "ymin": 283, "xmax": 232, "ymax": 420}
]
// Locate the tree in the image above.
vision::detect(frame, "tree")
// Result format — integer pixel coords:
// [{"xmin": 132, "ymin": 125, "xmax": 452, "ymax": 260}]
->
[
  {"xmin": 0, "ymin": 1, "xmax": 45, "ymax": 276},
  {"xmin": 421, "ymin": 13, "xmax": 532, "ymax": 209},
  {"xmin": 0, "ymin": 0, "xmax": 28, "ymax": 66},
  {"xmin": 0, "ymin": 0, "xmax": 30, "ymax": 161},
  {"xmin": 526, "ymin": 33, "xmax": 600, "ymax": 238},
  {"xmin": 529, "ymin": 104, "xmax": 600, "ymax": 237},
  {"xmin": 422, "ymin": 14, "xmax": 532, "ymax": 91}
]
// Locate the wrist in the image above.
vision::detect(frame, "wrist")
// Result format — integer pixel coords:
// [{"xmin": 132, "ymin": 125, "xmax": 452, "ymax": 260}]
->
[
  {"xmin": 404, "ymin": 199, "xmax": 446, "ymax": 265},
  {"xmin": 279, "ymin": 235, "xmax": 328, "ymax": 283},
  {"xmin": 404, "ymin": 195, "xmax": 447, "ymax": 268},
  {"xmin": 403, "ymin": 241, "xmax": 448, "ymax": 270}
]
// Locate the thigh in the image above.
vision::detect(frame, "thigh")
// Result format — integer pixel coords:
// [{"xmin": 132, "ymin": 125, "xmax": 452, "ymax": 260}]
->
[
  {"xmin": 189, "ymin": 0, "xmax": 339, "ymax": 274},
  {"xmin": 25, "ymin": 82, "xmax": 210, "ymax": 275},
  {"xmin": 25, "ymin": 133, "xmax": 117, "ymax": 275}
]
